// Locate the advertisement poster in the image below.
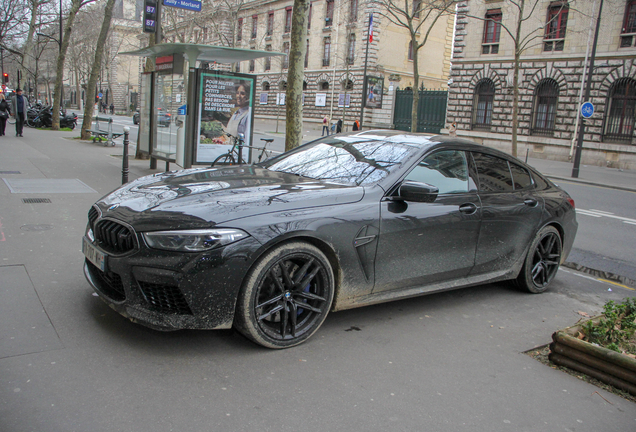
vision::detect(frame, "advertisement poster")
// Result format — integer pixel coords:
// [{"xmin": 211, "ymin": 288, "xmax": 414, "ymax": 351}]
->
[
  {"xmin": 365, "ymin": 76, "xmax": 384, "ymax": 109},
  {"xmin": 315, "ymin": 93, "xmax": 327, "ymax": 107},
  {"xmin": 260, "ymin": 93, "xmax": 268, "ymax": 104},
  {"xmin": 195, "ymin": 72, "xmax": 255, "ymax": 164},
  {"xmin": 338, "ymin": 93, "xmax": 351, "ymax": 108}
]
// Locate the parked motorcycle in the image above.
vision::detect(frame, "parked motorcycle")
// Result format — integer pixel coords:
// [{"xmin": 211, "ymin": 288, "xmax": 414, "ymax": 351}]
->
[{"xmin": 27, "ymin": 106, "xmax": 77, "ymax": 130}]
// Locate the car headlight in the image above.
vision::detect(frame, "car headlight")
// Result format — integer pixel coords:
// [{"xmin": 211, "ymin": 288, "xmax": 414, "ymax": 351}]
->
[{"xmin": 143, "ymin": 228, "xmax": 249, "ymax": 252}]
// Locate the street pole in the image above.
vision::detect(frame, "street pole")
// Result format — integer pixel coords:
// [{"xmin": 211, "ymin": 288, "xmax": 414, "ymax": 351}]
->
[
  {"xmin": 122, "ymin": 127, "xmax": 130, "ymax": 184},
  {"xmin": 359, "ymin": 13, "xmax": 372, "ymax": 129},
  {"xmin": 572, "ymin": 0, "xmax": 604, "ymax": 178}
]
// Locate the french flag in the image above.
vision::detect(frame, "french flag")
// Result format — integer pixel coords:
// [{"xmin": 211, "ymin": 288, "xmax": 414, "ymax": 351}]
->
[{"xmin": 368, "ymin": 13, "xmax": 373, "ymax": 42}]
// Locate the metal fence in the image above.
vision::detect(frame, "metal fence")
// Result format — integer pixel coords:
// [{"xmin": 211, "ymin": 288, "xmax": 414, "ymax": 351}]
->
[{"xmin": 393, "ymin": 89, "xmax": 448, "ymax": 134}]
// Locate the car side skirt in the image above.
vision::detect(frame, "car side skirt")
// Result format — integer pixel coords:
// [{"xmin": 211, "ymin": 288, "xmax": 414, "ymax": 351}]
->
[{"xmin": 333, "ymin": 267, "xmax": 520, "ymax": 312}]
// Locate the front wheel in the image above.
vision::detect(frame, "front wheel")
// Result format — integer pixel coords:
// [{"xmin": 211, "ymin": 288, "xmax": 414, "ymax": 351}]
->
[
  {"xmin": 212, "ymin": 153, "xmax": 235, "ymax": 166},
  {"xmin": 235, "ymin": 242, "xmax": 335, "ymax": 349},
  {"xmin": 517, "ymin": 226, "xmax": 562, "ymax": 293}
]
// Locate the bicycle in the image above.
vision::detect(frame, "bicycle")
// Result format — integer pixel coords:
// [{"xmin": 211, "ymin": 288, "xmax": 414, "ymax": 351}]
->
[{"xmin": 212, "ymin": 133, "xmax": 248, "ymax": 166}]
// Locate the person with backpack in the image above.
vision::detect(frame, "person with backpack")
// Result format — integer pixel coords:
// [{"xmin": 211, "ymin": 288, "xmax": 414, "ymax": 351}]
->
[
  {"xmin": 0, "ymin": 94, "xmax": 11, "ymax": 136},
  {"xmin": 322, "ymin": 114, "xmax": 330, "ymax": 136}
]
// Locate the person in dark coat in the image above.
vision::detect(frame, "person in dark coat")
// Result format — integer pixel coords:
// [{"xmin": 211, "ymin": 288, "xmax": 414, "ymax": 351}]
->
[
  {"xmin": 336, "ymin": 118, "xmax": 342, "ymax": 133},
  {"xmin": 12, "ymin": 88, "xmax": 27, "ymax": 137},
  {"xmin": 0, "ymin": 94, "xmax": 11, "ymax": 136},
  {"xmin": 110, "ymin": 103, "xmax": 114, "ymax": 114},
  {"xmin": 352, "ymin": 119, "xmax": 360, "ymax": 131}
]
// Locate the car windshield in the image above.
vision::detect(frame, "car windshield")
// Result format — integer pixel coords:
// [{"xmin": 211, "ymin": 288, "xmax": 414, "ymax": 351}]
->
[{"xmin": 261, "ymin": 136, "xmax": 421, "ymax": 186}]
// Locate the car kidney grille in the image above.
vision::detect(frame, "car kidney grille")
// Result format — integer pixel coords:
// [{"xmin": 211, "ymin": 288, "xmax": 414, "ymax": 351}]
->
[
  {"xmin": 94, "ymin": 219, "xmax": 135, "ymax": 254},
  {"xmin": 88, "ymin": 206, "xmax": 99, "ymax": 229},
  {"xmin": 86, "ymin": 260, "xmax": 126, "ymax": 302},
  {"xmin": 138, "ymin": 281, "xmax": 193, "ymax": 315}
]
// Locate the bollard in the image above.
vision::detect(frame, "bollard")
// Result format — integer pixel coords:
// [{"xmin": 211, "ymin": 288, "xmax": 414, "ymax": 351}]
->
[{"xmin": 122, "ymin": 127, "xmax": 130, "ymax": 184}]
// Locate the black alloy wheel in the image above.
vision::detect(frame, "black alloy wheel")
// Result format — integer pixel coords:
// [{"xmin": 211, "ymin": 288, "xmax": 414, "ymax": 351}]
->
[
  {"xmin": 235, "ymin": 242, "xmax": 334, "ymax": 348},
  {"xmin": 517, "ymin": 226, "xmax": 562, "ymax": 293}
]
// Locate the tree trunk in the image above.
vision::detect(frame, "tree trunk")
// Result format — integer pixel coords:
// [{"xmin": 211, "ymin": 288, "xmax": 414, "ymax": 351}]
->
[
  {"xmin": 284, "ymin": 0, "xmax": 310, "ymax": 151},
  {"xmin": 411, "ymin": 35, "xmax": 420, "ymax": 133},
  {"xmin": 80, "ymin": 0, "xmax": 117, "ymax": 140},
  {"xmin": 511, "ymin": 0, "xmax": 525, "ymax": 158},
  {"xmin": 52, "ymin": 0, "xmax": 83, "ymax": 130}
]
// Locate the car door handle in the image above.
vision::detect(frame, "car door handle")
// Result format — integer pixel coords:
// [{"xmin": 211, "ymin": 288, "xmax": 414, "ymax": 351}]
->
[
  {"xmin": 524, "ymin": 198, "xmax": 538, "ymax": 207},
  {"xmin": 459, "ymin": 203, "xmax": 478, "ymax": 214}
]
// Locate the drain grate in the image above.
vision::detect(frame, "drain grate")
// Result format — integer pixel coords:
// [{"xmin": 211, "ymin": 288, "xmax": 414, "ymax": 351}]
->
[
  {"xmin": 0, "ymin": 171, "xmax": 21, "ymax": 174},
  {"xmin": 22, "ymin": 198, "xmax": 52, "ymax": 204}
]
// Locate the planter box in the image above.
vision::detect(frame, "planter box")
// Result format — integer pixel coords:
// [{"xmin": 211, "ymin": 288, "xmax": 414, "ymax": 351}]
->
[{"xmin": 549, "ymin": 316, "xmax": 636, "ymax": 396}]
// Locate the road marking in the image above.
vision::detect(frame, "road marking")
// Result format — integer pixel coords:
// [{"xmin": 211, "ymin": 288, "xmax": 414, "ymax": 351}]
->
[
  {"xmin": 562, "ymin": 269, "xmax": 635, "ymax": 291},
  {"xmin": 598, "ymin": 278, "xmax": 635, "ymax": 291},
  {"xmin": 576, "ymin": 208, "xmax": 636, "ymax": 224}
]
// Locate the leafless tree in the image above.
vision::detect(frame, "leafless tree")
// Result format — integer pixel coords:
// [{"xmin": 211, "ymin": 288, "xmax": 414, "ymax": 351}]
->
[
  {"xmin": 80, "ymin": 0, "xmax": 116, "ymax": 139},
  {"xmin": 372, "ymin": 0, "xmax": 458, "ymax": 133},
  {"xmin": 284, "ymin": 0, "xmax": 310, "ymax": 151},
  {"xmin": 49, "ymin": 0, "xmax": 95, "ymax": 130},
  {"xmin": 461, "ymin": 0, "xmax": 581, "ymax": 157}
]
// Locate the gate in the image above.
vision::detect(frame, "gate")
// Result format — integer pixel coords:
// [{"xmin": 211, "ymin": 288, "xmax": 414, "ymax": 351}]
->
[{"xmin": 393, "ymin": 89, "xmax": 448, "ymax": 133}]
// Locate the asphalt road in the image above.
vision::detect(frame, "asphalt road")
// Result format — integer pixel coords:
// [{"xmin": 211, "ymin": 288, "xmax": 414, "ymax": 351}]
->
[{"xmin": 1, "ymin": 127, "xmax": 635, "ymax": 431}]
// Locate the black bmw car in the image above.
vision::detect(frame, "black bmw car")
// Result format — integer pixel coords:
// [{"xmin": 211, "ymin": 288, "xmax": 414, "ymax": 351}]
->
[{"xmin": 83, "ymin": 132, "xmax": 577, "ymax": 348}]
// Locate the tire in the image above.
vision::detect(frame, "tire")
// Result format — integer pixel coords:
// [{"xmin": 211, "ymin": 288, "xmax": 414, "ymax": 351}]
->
[
  {"xmin": 235, "ymin": 241, "xmax": 335, "ymax": 349},
  {"xmin": 517, "ymin": 226, "xmax": 562, "ymax": 293},
  {"xmin": 212, "ymin": 153, "xmax": 235, "ymax": 166}
]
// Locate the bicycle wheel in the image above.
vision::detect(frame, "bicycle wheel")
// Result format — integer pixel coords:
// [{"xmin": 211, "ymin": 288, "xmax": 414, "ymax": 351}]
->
[{"xmin": 213, "ymin": 153, "xmax": 236, "ymax": 166}]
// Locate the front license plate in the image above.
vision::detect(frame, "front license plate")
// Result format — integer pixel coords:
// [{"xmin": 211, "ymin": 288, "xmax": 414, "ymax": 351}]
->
[{"xmin": 83, "ymin": 237, "xmax": 107, "ymax": 272}]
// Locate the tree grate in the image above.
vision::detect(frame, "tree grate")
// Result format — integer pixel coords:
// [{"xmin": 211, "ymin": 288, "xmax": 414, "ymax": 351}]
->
[{"xmin": 22, "ymin": 198, "xmax": 52, "ymax": 204}]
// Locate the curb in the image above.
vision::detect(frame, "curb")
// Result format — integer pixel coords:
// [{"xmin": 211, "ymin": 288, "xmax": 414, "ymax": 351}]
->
[{"xmin": 546, "ymin": 175, "xmax": 636, "ymax": 193}]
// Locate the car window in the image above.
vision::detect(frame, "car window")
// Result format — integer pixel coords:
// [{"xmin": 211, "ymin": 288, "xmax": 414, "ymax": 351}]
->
[
  {"xmin": 471, "ymin": 152, "xmax": 514, "ymax": 192},
  {"xmin": 263, "ymin": 139, "xmax": 419, "ymax": 186},
  {"xmin": 405, "ymin": 150, "xmax": 470, "ymax": 194},
  {"xmin": 509, "ymin": 162, "xmax": 534, "ymax": 190}
]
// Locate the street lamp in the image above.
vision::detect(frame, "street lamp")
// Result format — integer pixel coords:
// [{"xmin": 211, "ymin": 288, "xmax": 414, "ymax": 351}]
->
[{"xmin": 37, "ymin": 33, "xmax": 64, "ymax": 110}]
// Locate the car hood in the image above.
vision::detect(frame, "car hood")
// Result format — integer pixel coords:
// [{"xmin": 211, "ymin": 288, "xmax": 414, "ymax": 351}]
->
[{"xmin": 97, "ymin": 166, "xmax": 364, "ymax": 231}]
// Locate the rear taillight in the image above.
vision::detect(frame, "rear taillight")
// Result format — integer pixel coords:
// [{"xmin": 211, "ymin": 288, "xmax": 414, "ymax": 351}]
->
[{"xmin": 567, "ymin": 197, "xmax": 575, "ymax": 209}]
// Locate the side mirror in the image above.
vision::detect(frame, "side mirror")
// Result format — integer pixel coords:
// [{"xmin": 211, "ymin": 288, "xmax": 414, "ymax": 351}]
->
[{"xmin": 398, "ymin": 180, "xmax": 439, "ymax": 203}]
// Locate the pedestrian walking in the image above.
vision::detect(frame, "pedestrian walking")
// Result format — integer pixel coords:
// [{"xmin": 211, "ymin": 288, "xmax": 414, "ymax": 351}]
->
[
  {"xmin": 448, "ymin": 122, "xmax": 457, "ymax": 137},
  {"xmin": 110, "ymin": 103, "xmax": 114, "ymax": 115},
  {"xmin": 336, "ymin": 118, "xmax": 342, "ymax": 134},
  {"xmin": 352, "ymin": 119, "xmax": 360, "ymax": 131},
  {"xmin": 322, "ymin": 114, "xmax": 330, "ymax": 136},
  {"xmin": 0, "ymin": 94, "xmax": 11, "ymax": 136},
  {"xmin": 11, "ymin": 88, "xmax": 27, "ymax": 137}
]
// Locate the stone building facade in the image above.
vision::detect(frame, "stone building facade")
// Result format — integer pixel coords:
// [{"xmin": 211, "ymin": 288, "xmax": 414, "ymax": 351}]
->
[
  {"xmin": 230, "ymin": 0, "xmax": 454, "ymax": 128},
  {"xmin": 447, "ymin": 0, "xmax": 636, "ymax": 170}
]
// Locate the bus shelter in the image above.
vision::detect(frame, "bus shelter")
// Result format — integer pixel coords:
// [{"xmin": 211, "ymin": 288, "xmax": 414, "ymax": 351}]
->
[{"xmin": 120, "ymin": 43, "xmax": 283, "ymax": 169}]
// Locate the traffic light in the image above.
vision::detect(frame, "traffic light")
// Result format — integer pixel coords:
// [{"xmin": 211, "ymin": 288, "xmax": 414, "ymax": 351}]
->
[{"xmin": 2, "ymin": 73, "xmax": 8, "ymax": 84}]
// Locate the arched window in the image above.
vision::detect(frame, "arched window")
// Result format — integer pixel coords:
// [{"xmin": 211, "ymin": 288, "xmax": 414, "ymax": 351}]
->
[
  {"xmin": 320, "ymin": 81, "xmax": 329, "ymax": 90},
  {"xmin": 262, "ymin": 81, "xmax": 270, "ymax": 91},
  {"xmin": 603, "ymin": 77, "xmax": 636, "ymax": 143},
  {"xmin": 531, "ymin": 79, "xmax": 559, "ymax": 136},
  {"xmin": 342, "ymin": 79, "xmax": 354, "ymax": 91},
  {"xmin": 303, "ymin": 81, "xmax": 308, "ymax": 91},
  {"xmin": 472, "ymin": 79, "xmax": 495, "ymax": 130}
]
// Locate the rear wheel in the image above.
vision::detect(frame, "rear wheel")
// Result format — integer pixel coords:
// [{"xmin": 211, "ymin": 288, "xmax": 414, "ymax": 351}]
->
[
  {"xmin": 235, "ymin": 242, "xmax": 334, "ymax": 349},
  {"xmin": 212, "ymin": 153, "xmax": 235, "ymax": 166},
  {"xmin": 517, "ymin": 226, "xmax": 562, "ymax": 293}
]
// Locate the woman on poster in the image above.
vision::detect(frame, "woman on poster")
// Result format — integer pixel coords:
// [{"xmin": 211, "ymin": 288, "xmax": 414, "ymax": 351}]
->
[{"xmin": 226, "ymin": 81, "xmax": 251, "ymax": 140}]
